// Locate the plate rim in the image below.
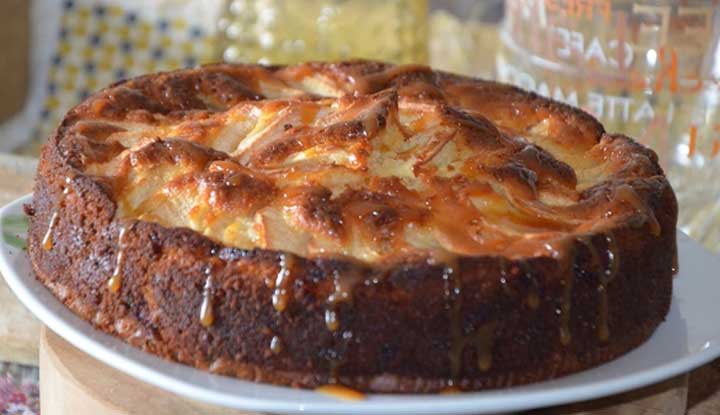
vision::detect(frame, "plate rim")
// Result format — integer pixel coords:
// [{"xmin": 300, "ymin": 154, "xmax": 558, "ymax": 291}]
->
[{"xmin": 2, "ymin": 193, "xmax": 720, "ymax": 414}]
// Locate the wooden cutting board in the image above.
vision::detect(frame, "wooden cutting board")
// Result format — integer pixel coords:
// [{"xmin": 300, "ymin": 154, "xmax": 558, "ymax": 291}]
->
[
  {"xmin": 38, "ymin": 325, "xmax": 715, "ymax": 415},
  {"xmin": 39, "ymin": 327, "xmax": 250, "ymax": 415}
]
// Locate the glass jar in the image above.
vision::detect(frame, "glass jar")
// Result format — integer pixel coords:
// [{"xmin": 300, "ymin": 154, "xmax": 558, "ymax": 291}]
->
[
  {"xmin": 218, "ymin": 0, "xmax": 429, "ymax": 65},
  {"xmin": 427, "ymin": 0, "xmax": 504, "ymax": 78},
  {"xmin": 497, "ymin": 0, "xmax": 720, "ymax": 251}
]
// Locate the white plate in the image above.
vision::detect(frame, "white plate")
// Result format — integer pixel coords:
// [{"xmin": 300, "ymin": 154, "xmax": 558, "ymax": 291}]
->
[{"xmin": 2, "ymin": 194, "xmax": 720, "ymax": 415}]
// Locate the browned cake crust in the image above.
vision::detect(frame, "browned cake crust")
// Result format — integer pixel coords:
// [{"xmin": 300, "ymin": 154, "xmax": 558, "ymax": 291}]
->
[{"xmin": 26, "ymin": 61, "xmax": 677, "ymax": 393}]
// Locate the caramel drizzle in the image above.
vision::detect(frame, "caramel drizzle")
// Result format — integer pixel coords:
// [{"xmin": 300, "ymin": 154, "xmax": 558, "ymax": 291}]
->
[
  {"xmin": 107, "ymin": 224, "xmax": 132, "ymax": 293},
  {"xmin": 576, "ymin": 234, "xmax": 620, "ymax": 342},
  {"xmin": 42, "ymin": 183, "xmax": 72, "ymax": 251},
  {"xmin": 319, "ymin": 268, "xmax": 364, "ymax": 385},
  {"xmin": 499, "ymin": 258, "xmax": 541, "ymax": 310},
  {"xmin": 272, "ymin": 253, "xmax": 296, "ymax": 312},
  {"xmin": 470, "ymin": 323, "xmax": 496, "ymax": 372},
  {"xmin": 545, "ymin": 241, "xmax": 574, "ymax": 347},
  {"xmin": 443, "ymin": 259, "xmax": 496, "ymax": 387},
  {"xmin": 325, "ymin": 308, "xmax": 340, "ymax": 332},
  {"xmin": 518, "ymin": 261, "xmax": 541, "ymax": 310},
  {"xmin": 614, "ymin": 185, "xmax": 661, "ymax": 236},
  {"xmin": 444, "ymin": 261, "xmax": 462, "ymax": 382},
  {"xmin": 315, "ymin": 384, "xmax": 365, "ymax": 401},
  {"xmin": 199, "ymin": 271, "xmax": 214, "ymax": 328},
  {"xmin": 41, "ymin": 211, "xmax": 59, "ymax": 251},
  {"xmin": 269, "ymin": 335, "xmax": 283, "ymax": 355},
  {"xmin": 325, "ymin": 268, "xmax": 362, "ymax": 332},
  {"xmin": 328, "ymin": 356, "xmax": 342, "ymax": 384},
  {"xmin": 498, "ymin": 257, "xmax": 516, "ymax": 297},
  {"xmin": 671, "ymin": 244, "xmax": 679, "ymax": 276},
  {"xmin": 440, "ymin": 386, "xmax": 462, "ymax": 394},
  {"xmin": 559, "ymin": 279, "xmax": 573, "ymax": 346},
  {"xmin": 327, "ymin": 330, "xmax": 353, "ymax": 385},
  {"xmin": 545, "ymin": 234, "xmax": 621, "ymax": 347},
  {"xmin": 598, "ymin": 234, "xmax": 619, "ymax": 342}
]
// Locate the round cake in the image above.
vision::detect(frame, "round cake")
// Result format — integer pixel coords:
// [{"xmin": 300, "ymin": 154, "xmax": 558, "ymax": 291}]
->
[{"xmin": 27, "ymin": 61, "xmax": 677, "ymax": 393}]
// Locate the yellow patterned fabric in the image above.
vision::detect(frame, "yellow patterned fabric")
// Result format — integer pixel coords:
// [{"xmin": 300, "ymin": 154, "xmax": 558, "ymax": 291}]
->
[{"xmin": 26, "ymin": 1, "xmax": 219, "ymax": 155}]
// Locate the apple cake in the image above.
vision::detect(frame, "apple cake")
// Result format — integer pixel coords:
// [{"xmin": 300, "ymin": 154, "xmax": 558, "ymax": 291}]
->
[{"xmin": 26, "ymin": 61, "xmax": 678, "ymax": 393}]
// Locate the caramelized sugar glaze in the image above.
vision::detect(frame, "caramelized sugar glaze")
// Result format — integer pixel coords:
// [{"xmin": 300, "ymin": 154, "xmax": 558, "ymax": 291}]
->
[{"xmin": 27, "ymin": 61, "xmax": 677, "ymax": 392}]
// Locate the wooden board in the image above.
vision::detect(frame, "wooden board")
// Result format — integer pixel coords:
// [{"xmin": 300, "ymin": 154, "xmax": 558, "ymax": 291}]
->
[
  {"xmin": 37, "ymin": 325, "xmax": 715, "ymax": 415},
  {"xmin": 39, "ymin": 327, "xmax": 254, "ymax": 415}
]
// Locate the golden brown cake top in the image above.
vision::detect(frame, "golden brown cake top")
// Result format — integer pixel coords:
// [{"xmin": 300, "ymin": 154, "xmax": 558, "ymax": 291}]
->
[{"xmin": 58, "ymin": 61, "xmax": 664, "ymax": 264}]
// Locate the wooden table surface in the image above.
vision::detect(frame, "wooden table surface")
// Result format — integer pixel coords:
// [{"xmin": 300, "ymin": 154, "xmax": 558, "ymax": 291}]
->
[{"xmin": 0, "ymin": 152, "xmax": 717, "ymax": 414}]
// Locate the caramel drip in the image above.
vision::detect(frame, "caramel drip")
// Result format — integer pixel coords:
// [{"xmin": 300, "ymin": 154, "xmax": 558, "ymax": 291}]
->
[
  {"xmin": 577, "ymin": 235, "xmax": 602, "ymax": 342},
  {"xmin": 328, "ymin": 356, "xmax": 341, "ymax": 384},
  {"xmin": 577, "ymin": 234, "xmax": 620, "ymax": 342},
  {"xmin": 322, "ymin": 266, "xmax": 359, "ymax": 386},
  {"xmin": 269, "ymin": 335, "xmax": 283, "ymax": 355},
  {"xmin": 518, "ymin": 262, "xmax": 541, "ymax": 310},
  {"xmin": 614, "ymin": 185, "xmax": 661, "ymax": 236},
  {"xmin": 499, "ymin": 259, "xmax": 540, "ymax": 310},
  {"xmin": 526, "ymin": 290, "xmax": 540, "ymax": 310},
  {"xmin": 315, "ymin": 384, "xmax": 366, "ymax": 401},
  {"xmin": 440, "ymin": 386, "xmax": 462, "ymax": 394},
  {"xmin": 598, "ymin": 234, "xmax": 620, "ymax": 342},
  {"xmin": 498, "ymin": 257, "xmax": 513, "ymax": 296},
  {"xmin": 41, "ymin": 211, "xmax": 59, "ymax": 251},
  {"xmin": 443, "ymin": 259, "xmax": 463, "ymax": 383},
  {"xmin": 471, "ymin": 323, "xmax": 496, "ymax": 372},
  {"xmin": 272, "ymin": 253, "xmax": 296, "ymax": 312},
  {"xmin": 559, "ymin": 279, "xmax": 573, "ymax": 346},
  {"xmin": 550, "ymin": 241, "xmax": 574, "ymax": 347},
  {"xmin": 327, "ymin": 331, "xmax": 353, "ymax": 384},
  {"xmin": 443, "ymin": 258, "xmax": 496, "ymax": 385},
  {"xmin": 499, "ymin": 257, "xmax": 540, "ymax": 310},
  {"xmin": 325, "ymin": 268, "xmax": 362, "ymax": 332},
  {"xmin": 42, "ymin": 183, "xmax": 72, "ymax": 251},
  {"xmin": 671, "ymin": 244, "xmax": 679, "ymax": 276},
  {"xmin": 325, "ymin": 309, "xmax": 340, "ymax": 332},
  {"xmin": 107, "ymin": 225, "xmax": 131, "ymax": 293},
  {"xmin": 199, "ymin": 273, "xmax": 214, "ymax": 328}
]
